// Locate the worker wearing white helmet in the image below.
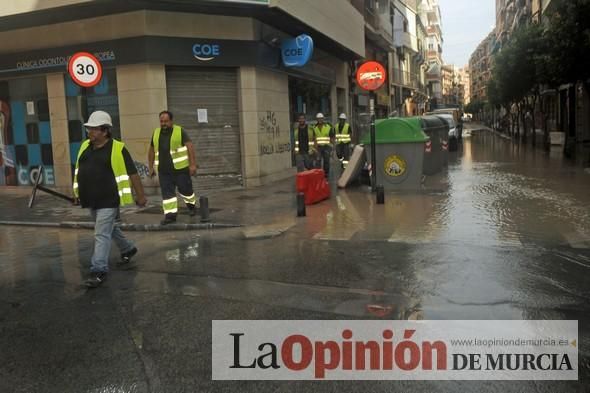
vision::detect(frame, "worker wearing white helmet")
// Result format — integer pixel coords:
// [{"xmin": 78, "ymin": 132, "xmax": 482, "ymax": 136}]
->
[
  {"xmin": 73, "ymin": 110, "xmax": 147, "ymax": 288},
  {"xmin": 335, "ymin": 113, "xmax": 353, "ymax": 168},
  {"xmin": 313, "ymin": 112, "xmax": 334, "ymax": 178}
]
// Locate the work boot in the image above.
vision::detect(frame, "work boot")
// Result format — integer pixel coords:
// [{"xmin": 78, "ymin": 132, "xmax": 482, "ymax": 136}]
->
[
  {"xmin": 118, "ymin": 247, "xmax": 138, "ymax": 269},
  {"xmin": 188, "ymin": 205, "xmax": 197, "ymax": 217},
  {"xmin": 85, "ymin": 272, "xmax": 107, "ymax": 288}
]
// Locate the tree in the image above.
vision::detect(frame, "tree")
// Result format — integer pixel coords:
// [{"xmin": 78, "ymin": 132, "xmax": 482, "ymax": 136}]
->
[
  {"xmin": 465, "ymin": 100, "xmax": 485, "ymax": 116},
  {"xmin": 542, "ymin": 0, "xmax": 590, "ymax": 154},
  {"xmin": 488, "ymin": 23, "xmax": 547, "ymax": 140},
  {"xmin": 543, "ymin": 0, "xmax": 590, "ymax": 88}
]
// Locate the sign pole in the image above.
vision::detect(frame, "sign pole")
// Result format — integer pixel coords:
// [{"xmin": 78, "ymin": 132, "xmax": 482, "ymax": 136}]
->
[
  {"xmin": 370, "ymin": 92, "xmax": 377, "ymax": 192},
  {"xmin": 355, "ymin": 60, "xmax": 386, "ymax": 193}
]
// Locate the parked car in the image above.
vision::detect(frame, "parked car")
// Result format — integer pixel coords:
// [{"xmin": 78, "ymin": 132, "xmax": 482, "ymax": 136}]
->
[{"xmin": 433, "ymin": 114, "xmax": 459, "ymax": 151}]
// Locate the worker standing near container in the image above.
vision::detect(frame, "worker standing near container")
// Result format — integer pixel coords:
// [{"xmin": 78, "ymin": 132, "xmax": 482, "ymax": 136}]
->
[{"xmin": 335, "ymin": 113, "xmax": 352, "ymax": 169}]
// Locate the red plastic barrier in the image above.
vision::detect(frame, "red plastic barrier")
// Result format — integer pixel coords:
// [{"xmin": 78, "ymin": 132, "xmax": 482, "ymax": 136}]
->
[{"xmin": 296, "ymin": 169, "xmax": 331, "ymax": 205}]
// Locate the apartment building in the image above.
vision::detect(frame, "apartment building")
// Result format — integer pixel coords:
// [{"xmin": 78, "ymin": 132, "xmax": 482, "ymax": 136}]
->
[
  {"xmin": 419, "ymin": 0, "xmax": 443, "ymax": 109},
  {"xmin": 458, "ymin": 66, "xmax": 471, "ymax": 106},
  {"xmin": 469, "ymin": 32, "xmax": 495, "ymax": 103}
]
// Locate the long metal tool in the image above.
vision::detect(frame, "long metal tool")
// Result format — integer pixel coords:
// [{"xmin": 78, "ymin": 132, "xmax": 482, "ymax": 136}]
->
[{"xmin": 28, "ymin": 166, "xmax": 75, "ymax": 208}]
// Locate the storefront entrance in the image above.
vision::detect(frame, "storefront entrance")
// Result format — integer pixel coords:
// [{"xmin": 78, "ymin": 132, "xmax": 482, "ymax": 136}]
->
[{"xmin": 166, "ymin": 67, "xmax": 242, "ymax": 191}]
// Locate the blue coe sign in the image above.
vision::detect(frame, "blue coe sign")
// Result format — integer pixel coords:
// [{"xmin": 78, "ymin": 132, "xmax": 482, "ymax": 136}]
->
[
  {"xmin": 193, "ymin": 44, "xmax": 220, "ymax": 61},
  {"xmin": 281, "ymin": 34, "xmax": 314, "ymax": 67}
]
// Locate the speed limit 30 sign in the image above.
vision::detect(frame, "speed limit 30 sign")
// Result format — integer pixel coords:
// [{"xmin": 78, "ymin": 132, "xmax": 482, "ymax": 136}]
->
[{"xmin": 68, "ymin": 52, "xmax": 103, "ymax": 87}]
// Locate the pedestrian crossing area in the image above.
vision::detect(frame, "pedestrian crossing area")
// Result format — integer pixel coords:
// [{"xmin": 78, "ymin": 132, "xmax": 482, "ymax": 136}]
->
[{"xmin": 304, "ymin": 217, "xmax": 590, "ymax": 250}]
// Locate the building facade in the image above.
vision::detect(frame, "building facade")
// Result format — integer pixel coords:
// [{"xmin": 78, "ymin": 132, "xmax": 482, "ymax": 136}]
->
[
  {"xmin": 391, "ymin": 0, "xmax": 424, "ymax": 117},
  {"xmin": 469, "ymin": 32, "xmax": 495, "ymax": 104},
  {"xmin": 0, "ymin": 0, "xmax": 364, "ymax": 190},
  {"xmin": 419, "ymin": 0, "xmax": 443, "ymax": 110},
  {"xmin": 458, "ymin": 66, "xmax": 471, "ymax": 106},
  {"xmin": 441, "ymin": 64, "xmax": 456, "ymax": 107},
  {"xmin": 495, "ymin": 0, "xmax": 532, "ymax": 51}
]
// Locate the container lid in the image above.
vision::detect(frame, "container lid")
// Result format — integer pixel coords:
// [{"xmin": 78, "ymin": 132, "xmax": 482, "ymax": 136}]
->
[
  {"xmin": 361, "ymin": 117, "xmax": 429, "ymax": 144},
  {"xmin": 420, "ymin": 115, "xmax": 448, "ymax": 130}
]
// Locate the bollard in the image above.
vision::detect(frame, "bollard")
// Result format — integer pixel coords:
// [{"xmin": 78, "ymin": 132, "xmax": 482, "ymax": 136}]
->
[
  {"xmin": 376, "ymin": 185, "xmax": 385, "ymax": 205},
  {"xmin": 200, "ymin": 196, "xmax": 211, "ymax": 222},
  {"xmin": 297, "ymin": 193, "xmax": 306, "ymax": 217}
]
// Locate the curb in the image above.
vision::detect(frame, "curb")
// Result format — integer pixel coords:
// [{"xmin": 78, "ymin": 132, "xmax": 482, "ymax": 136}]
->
[{"xmin": 0, "ymin": 220, "xmax": 242, "ymax": 231}]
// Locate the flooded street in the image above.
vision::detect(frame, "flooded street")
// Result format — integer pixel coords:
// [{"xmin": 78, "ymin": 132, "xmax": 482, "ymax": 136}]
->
[{"xmin": 1, "ymin": 128, "xmax": 590, "ymax": 392}]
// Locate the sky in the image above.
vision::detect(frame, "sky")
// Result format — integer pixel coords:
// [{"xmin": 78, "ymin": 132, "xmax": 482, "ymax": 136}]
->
[{"xmin": 438, "ymin": 0, "xmax": 496, "ymax": 68}]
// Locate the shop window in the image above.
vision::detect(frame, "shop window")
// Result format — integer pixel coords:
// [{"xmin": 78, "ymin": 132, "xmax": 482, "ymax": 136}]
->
[
  {"xmin": 37, "ymin": 99, "xmax": 49, "ymax": 121},
  {"xmin": 288, "ymin": 77, "xmax": 332, "ymax": 123},
  {"xmin": 26, "ymin": 123, "xmax": 39, "ymax": 144},
  {"xmin": 68, "ymin": 120, "xmax": 84, "ymax": 143},
  {"xmin": 65, "ymin": 68, "xmax": 121, "ymax": 171},
  {"xmin": 15, "ymin": 145, "xmax": 28, "ymax": 166},
  {"xmin": 0, "ymin": 76, "xmax": 53, "ymax": 186},
  {"xmin": 41, "ymin": 144, "xmax": 53, "ymax": 165},
  {"xmin": 65, "ymin": 68, "xmax": 120, "ymax": 141}
]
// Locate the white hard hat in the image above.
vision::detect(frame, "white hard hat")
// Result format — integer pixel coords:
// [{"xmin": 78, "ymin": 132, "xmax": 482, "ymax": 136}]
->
[
  {"xmin": 84, "ymin": 111, "xmax": 113, "ymax": 128},
  {"xmin": 339, "ymin": 113, "xmax": 347, "ymax": 120},
  {"xmin": 316, "ymin": 113, "xmax": 325, "ymax": 119}
]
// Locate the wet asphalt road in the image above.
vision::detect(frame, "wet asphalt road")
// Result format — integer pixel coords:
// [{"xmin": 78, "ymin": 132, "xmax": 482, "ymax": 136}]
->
[{"xmin": 1, "ymin": 127, "xmax": 590, "ymax": 392}]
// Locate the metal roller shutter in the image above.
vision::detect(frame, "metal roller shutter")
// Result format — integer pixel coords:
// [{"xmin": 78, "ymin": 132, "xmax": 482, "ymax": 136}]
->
[{"xmin": 166, "ymin": 67, "xmax": 242, "ymax": 191}]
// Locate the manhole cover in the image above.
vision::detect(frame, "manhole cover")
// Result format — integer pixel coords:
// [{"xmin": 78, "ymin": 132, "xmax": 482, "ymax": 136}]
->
[{"xmin": 136, "ymin": 206, "xmax": 222, "ymax": 215}]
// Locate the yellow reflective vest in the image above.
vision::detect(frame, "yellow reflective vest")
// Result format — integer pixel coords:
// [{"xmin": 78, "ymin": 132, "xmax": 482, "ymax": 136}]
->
[
  {"xmin": 73, "ymin": 139, "xmax": 134, "ymax": 206},
  {"xmin": 152, "ymin": 125, "xmax": 189, "ymax": 171},
  {"xmin": 313, "ymin": 124, "xmax": 332, "ymax": 146},
  {"xmin": 294, "ymin": 125, "xmax": 315, "ymax": 154},
  {"xmin": 335, "ymin": 122, "xmax": 351, "ymax": 144}
]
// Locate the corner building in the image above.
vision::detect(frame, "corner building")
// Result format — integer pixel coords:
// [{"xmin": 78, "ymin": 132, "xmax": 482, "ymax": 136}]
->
[{"xmin": 0, "ymin": 0, "xmax": 364, "ymax": 191}]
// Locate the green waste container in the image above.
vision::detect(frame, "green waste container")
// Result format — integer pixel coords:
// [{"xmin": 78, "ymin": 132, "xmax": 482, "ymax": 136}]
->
[
  {"xmin": 361, "ymin": 117, "xmax": 429, "ymax": 191},
  {"xmin": 421, "ymin": 115, "xmax": 449, "ymax": 175}
]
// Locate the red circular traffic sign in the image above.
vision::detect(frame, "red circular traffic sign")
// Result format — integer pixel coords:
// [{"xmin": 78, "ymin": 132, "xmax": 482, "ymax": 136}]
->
[
  {"xmin": 356, "ymin": 61, "xmax": 387, "ymax": 91},
  {"xmin": 68, "ymin": 52, "xmax": 103, "ymax": 87}
]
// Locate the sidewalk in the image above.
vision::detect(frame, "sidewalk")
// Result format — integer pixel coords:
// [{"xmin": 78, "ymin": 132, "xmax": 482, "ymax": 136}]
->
[
  {"xmin": 0, "ymin": 165, "xmax": 455, "ymax": 233},
  {"xmin": 0, "ymin": 177, "xmax": 300, "ymax": 230}
]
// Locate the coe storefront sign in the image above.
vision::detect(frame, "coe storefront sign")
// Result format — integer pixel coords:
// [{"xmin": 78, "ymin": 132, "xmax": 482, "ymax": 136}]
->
[{"xmin": 281, "ymin": 34, "xmax": 314, "ymax": 67}]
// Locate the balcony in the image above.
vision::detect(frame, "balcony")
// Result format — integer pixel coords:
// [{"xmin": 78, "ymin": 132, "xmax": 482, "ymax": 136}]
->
[
  {"xmin": 394, "ymin": 29, "xmax": 418, "ymax": 52},
  {"xmin": 364, "ymin": 5, "xmax": 380, "ymax": 31},
  {"xmin": 391, "ymin": 68, "xmax": 421, "ymax": 89},
  {"xmin": 364, "ymin": 2, "xmax": 394, "ymax": 48}
]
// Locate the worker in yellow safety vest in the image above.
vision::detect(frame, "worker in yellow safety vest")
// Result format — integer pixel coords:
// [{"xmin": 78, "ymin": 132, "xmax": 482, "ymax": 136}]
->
[
  {"xmin": 148, "ymin": 110, "xmax": 198, "ymax": 225},
  {"xmin": 73, "ymin": 110, "xmax": 147, "ymax": 288},
  {"xmin": 293, "ymin": 114, "xmax": 317, "ymax": 172},
  {"xmin": 335, "ymin": 113, "xmax": 353, "ymax": 169},
  {"xmin": 313, "ymin": 113, "xmax": 335, "ymax": 178}
]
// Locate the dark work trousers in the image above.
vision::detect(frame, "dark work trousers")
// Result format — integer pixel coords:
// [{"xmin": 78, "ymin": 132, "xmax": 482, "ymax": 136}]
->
[
  {"xmin": 159, "ymin": 171, "xmax": 196, "ymax": 219},
  {"xmin": 336, "ymin": 143, "xmax": 351, "ymax": 162},
  {"xmin": 318, "ymin": 145, "xmax": 332, "ymax": 177}
]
